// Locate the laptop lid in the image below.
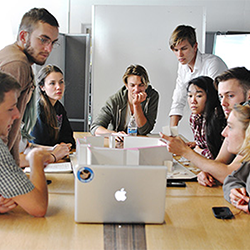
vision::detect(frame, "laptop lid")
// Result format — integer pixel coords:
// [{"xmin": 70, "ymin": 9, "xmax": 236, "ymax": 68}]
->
[{"xmin": 74, "ymin": 164, "xmax": 167, "ymax": 224}]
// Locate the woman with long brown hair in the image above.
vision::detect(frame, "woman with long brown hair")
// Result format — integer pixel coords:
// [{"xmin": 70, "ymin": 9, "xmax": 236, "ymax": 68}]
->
[{"xmin": 31, "ymin": 65, "xmax": 75, "ymax": 149}]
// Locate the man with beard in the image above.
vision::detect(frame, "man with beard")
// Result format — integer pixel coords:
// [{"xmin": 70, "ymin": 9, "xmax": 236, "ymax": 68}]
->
[{"xmin": 0, "ymin": 8, "xmax": 59, "ymax": 165}]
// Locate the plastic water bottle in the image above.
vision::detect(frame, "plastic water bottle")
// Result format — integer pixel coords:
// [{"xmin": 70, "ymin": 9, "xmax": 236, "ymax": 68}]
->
[{"xmin": 127, "ymin": 115, "xmax": 137, "ymax": 136}]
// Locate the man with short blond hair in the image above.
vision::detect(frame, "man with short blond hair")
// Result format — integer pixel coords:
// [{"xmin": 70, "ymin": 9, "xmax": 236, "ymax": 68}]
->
[{"xmin": 169, "ymin": 24, "xmax": 227, "ymax": 127}]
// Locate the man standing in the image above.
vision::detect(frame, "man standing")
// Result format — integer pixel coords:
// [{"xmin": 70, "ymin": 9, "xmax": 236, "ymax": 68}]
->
[
  {"xmin": 169, "ymin": 25, "xmax": 227, "ymax": 127},
  {"xmin": 0, "ymin": 8, "xmax": 59, "ymax": 164}
]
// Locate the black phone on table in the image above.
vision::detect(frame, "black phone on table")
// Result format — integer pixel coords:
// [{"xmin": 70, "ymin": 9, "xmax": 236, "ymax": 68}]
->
[{"xmin": 212, "ymin": 207, "xmax": 234, "ymax": 219}]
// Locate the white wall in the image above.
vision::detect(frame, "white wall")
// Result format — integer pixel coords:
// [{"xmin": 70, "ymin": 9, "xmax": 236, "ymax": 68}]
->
[
  {"xmin": 91, "ymin": 5, "xmax": 205, "ymax": 138},
  {"xmin": 0, "ymin": 0, "xmax": 69, "ymax": 49},
  {"xmin": 4, "ymin": 1, "xmax": 250, "ymax": 37},
  {"xmin": 69, "ymin": 0, "xmax": 250, "ymax": 136},
  {"xmin": 69, "ymin": 0, "xmax": 250, "ymax": 33}
]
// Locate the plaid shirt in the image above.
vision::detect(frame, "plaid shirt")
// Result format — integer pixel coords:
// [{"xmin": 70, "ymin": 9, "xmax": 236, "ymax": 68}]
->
[
  {"xmin": 0, "ymin": 138, "xmax": 34, "ymax": 198},
  {"xmin": 189, "ymin": 113, "xmax": 213, "ymax": 159}
]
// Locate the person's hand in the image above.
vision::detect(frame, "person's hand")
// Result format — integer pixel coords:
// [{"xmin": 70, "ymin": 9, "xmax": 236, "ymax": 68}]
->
[
  {"xmin": 132, "ymin": 92, "xmax": 147, "ymax": 105},
  {"xmin": 159, "ymin": 132, "xmax": 188, "ymax": 155},
  {"xmin": 230, "ymin": 187, "xmax": 247, "ymax": 203},
  {"xmin": 193, "ymin": 145, "xmax": 203, "ymax": 155},
  {"xmin": 51, "ymin": 143, "xmax": 71, "ymax": 162},
  {"xmin": 19, "ymin": 153, "xmax": 29, "ymax": 168},
  {"xmin": 186, "ymin": 141, "xmax": 196, "ymax": 149},
  {"xmin": 0, "ymin": 195, "xmax": 17, "ymax": 213},
  {"xmin": 114, "ymin": 131, "xmax": 127, "ymax": 142},
  {"xmin": 236, "ymin": 196, "xmax": 250, "ymax": 214},
  {"xmin": 26, "ymin": 148, "xmax": 52, "ymax": 165},
  {"xmin": 197, "ymin": 171, "xmax": 216, "ymax": 187},
  {"xmin": 230, "ymin": 187, "xmax": 250, "ymax": 213}
]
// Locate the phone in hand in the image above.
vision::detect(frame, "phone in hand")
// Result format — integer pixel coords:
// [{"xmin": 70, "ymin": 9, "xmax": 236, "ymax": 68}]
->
[{"xmin": 212, "ymin": 207, "xmax": 234, "ymax": 219}]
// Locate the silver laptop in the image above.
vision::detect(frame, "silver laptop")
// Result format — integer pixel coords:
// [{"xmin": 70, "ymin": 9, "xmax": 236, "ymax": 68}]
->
[{"xmin": 74, "ymin": 164, "xmax": 167, "ymax": 224}]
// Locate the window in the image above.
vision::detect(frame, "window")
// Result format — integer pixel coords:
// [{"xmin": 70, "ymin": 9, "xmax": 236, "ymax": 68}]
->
[{"xmin": 213, "ymin": 33, "xmax": 250, "ymax": 70}]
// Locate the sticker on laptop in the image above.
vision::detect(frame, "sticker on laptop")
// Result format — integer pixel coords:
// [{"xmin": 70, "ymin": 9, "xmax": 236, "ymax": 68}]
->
[{"xmin": 77, "ymin": 167, "xmax": 94, "ymax": 183}]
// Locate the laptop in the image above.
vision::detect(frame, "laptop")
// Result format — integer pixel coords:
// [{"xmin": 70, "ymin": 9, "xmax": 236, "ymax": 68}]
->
[{"xmin": 74, "ymin": 163, "xmax": 167, "ymax": 224}]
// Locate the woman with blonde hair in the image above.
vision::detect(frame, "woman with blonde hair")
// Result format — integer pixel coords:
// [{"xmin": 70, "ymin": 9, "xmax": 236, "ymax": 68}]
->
[{"xmin": 223, "ymin": 101, "xmax": 250, "ymax": 214}]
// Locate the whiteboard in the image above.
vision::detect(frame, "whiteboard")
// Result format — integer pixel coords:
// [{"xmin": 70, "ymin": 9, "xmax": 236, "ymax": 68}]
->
[{"xmin": 92, "ymin": 5, "xmax": 206, "ymax": 139}]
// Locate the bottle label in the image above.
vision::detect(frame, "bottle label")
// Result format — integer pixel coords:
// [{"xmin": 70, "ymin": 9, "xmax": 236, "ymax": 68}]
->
[{"xmin": 128, "ymin": 127, "xmax": 137, "ymax": 135}]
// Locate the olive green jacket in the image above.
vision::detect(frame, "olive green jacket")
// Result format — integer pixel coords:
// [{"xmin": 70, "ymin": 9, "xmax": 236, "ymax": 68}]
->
[{"xmin": 90, "ymin": 85, "xmax": 159, "ymax": 135}]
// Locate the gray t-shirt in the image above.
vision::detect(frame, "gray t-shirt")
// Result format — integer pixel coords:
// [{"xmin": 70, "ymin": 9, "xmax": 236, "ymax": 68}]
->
[{"xmin": 223, "ymin": 161, "xmax": 250, "ymax": 203}]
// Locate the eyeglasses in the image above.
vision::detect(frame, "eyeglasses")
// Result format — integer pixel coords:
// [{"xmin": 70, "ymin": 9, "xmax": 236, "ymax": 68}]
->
[
  {"xmin": 241, "ymin": 100, "xmax": 250, "ymax": 106},
  {"xmin": 37, "ymin": 36, "xmax": 60, "ymax": 49}
]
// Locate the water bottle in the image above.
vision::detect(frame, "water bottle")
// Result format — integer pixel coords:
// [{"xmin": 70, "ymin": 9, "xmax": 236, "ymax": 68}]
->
[{"xmin": 127, "ymin": 115, "xmax": 137, "ymax": 136}]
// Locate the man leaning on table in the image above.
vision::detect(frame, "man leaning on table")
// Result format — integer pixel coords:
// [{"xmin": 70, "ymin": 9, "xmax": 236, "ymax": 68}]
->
[
  {"xmin": 169, "ymin": 24, "xmax": 227, "ymax": 127},
  {"xmin": 0, "ymin": 72, "xmax": 55, "ymax": 216},
  {"xmin": 161, "ymin": 67, "xmax": 250, "ymax": 187}
]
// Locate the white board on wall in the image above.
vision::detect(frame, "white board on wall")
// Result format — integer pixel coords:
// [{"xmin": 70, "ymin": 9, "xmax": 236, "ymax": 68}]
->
[{"xmin": 92, "ymin": 5, "xmax": 206, "ymax": 139}]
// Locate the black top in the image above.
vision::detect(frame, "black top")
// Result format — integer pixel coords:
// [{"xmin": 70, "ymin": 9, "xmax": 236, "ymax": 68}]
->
[{"xmin": 31, "ymin": 100, "xmax": 76, "ymax": 148}]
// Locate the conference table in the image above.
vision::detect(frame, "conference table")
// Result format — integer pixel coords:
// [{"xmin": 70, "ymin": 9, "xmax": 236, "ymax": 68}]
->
[{"xmin": 1, "ymin": 133, "xmax": 250, "ymax": 250}]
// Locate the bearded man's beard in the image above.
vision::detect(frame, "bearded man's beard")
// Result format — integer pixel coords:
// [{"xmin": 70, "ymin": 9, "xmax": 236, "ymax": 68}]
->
[{"xmin": 23, "ymin": 41, "xmax": 46, "ymax": 66}]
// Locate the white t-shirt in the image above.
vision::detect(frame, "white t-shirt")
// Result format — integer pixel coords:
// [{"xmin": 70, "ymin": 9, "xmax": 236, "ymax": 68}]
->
[{"xmin": 169, "ymin": 50, "xmax": 228, "ymax": 117}]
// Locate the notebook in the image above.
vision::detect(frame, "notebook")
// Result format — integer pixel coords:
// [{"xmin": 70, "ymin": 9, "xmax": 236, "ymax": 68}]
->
[
  {"xmin": 24, "ymin": 162, "xmax": 72, "ymax": 173},
  {"xmin": 74, "ymin": 163, "xmax": 167, "ymax": 224}
]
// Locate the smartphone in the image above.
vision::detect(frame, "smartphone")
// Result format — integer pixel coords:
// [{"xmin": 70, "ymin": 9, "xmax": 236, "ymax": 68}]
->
[
  {"xmin": 167, "ymin": 181, "xmax": 186, "ymax": 187},
  {"xmin": 212, "ymin": 207, "xmax": 234, "ymax": 219}
]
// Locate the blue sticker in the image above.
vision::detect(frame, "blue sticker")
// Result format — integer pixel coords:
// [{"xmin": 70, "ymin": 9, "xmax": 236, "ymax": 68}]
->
[{"xmin": 77, "ymin": 167, "xmax": 94, "ymax": 183}]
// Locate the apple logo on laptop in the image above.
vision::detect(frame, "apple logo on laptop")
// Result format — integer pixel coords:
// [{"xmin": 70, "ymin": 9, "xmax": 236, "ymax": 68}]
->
[{"xmin": 114, "ymin": 188, "xmax": 127, "ymax": 202}]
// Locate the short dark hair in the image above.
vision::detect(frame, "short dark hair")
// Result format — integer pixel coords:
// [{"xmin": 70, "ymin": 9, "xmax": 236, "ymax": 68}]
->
[
  {"xmin": 169, "ymin": 25, "xmax": 197, "ymax": 50},
  {"xmin": 0, "ymin": 72, "xmax": 21, "ymax": 104},
  {"xmin": 214, "ymin": 67, "xmax": 250, "ymax": 97},
  {"xmin": 18, "ymin": 8, "xmax": 59, "ymax": 36}
]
